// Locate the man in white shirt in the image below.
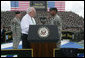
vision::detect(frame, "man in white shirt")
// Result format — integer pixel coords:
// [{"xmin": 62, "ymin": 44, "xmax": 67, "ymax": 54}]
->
[{"xmin": 21, "ymin": 7, "xmax": 36, "ymax": 48}]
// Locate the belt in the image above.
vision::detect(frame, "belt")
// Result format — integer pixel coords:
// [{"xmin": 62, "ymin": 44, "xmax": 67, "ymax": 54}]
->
[{"xmin": 22, "ymin": 33, "xmax": 28, "ymax": 36}]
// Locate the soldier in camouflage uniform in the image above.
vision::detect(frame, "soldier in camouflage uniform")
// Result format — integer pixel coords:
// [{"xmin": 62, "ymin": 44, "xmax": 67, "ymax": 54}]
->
[
  {"xmin": 11, "ymin": 11, "xmax": 21, "ymax": 49},
  {"xmin": 49, "ymin": 8, "xmax": 62, "ymax": 48}
]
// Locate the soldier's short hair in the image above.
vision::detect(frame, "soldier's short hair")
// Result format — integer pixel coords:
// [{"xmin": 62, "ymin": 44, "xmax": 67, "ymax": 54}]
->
[{"xmin": 49, "ymin": 8, "xmax": 58, "ymax": 13}]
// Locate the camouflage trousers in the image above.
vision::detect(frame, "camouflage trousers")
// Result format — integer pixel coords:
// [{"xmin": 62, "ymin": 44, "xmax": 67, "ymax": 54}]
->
[
  {"xmin": 13, "ymin": 36, "xmax": 21, "ymax": 49},
  {"xmin": 56, "ymin": 28, "xmax": 62, "ymax": 48}
]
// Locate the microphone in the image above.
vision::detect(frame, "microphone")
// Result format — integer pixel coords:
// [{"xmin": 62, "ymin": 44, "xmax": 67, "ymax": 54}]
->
[{"xmin": 40, "ymin": 17, "xmax": 47, "ymax": 25}]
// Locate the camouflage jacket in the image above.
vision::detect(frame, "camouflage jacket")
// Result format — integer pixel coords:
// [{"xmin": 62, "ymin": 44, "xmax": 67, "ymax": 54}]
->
[
  {"xmin": 49, "ymin": 14, "xmax": 62, "ymax": 31},
  {"xmin": 11, "ymin": 17, "xmax": 21, "ymax": 37}
]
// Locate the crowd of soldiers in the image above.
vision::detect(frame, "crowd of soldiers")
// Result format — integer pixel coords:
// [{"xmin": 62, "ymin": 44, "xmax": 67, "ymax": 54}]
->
[{"xmin": 1, "ymin": 11, "xmax": 84, "ymax": 32}]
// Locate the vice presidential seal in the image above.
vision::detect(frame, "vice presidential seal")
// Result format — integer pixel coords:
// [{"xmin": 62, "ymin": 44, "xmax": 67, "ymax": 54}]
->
[{"xmin": 38, "ymin": 27, "xmax": 49, "ymax": 38}]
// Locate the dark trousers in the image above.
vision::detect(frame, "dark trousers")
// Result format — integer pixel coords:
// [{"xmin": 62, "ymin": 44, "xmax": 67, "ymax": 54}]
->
[
  {"xmin": 21, "ymin": 34, "xmax": 30, "ymax": 49},
  {"xmin": 1, "ymin": 38, "xmax": 5, "ymax": 44},
  {"xmin": 1, "ymin": 36, "xmax": 5, "ymax": 44}
]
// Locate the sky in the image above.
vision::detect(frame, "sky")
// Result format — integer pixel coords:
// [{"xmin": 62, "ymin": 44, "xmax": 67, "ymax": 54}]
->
[{"xmin": 1, "ymin": 1, "xmax": 84, "ymax": 18}]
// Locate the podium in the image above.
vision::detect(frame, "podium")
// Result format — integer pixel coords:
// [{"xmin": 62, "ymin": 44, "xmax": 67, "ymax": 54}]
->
[{"xmin": 27, "ymin": 25, "xmax": 59, "ymax": 57}]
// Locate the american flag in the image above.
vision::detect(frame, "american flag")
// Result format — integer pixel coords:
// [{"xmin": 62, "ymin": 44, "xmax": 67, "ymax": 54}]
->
[
  {"xmin": 11, "ymin": 1, "xmax": 30, "ymax": 11},
  {"xmin": 47, "ymin": 1, "xmax": 65, "ymax": 11}
]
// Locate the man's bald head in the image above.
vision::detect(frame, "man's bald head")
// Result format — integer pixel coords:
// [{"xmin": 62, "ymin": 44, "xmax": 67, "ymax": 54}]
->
[{"xmin": 27, "ymin": 7, "xmax": 36, "ymax": 17}]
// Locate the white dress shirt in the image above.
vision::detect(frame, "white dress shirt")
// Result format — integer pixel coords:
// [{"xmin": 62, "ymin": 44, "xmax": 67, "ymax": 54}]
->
[{"xmin": 21, "ymin": 14, "xmax": 36, "ymax": 34}]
